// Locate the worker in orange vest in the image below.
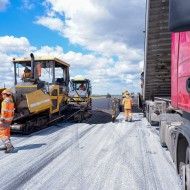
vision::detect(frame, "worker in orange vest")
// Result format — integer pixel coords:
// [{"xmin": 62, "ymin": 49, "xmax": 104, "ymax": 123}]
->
[
  {"xmin": 122, "ymin": 92, "xmax": 133, "ymax": 121},
  {"xmin": 21, "ymin": 67, "xmax": 31, "ymax": 80},
  {"xmin": 0, "ymin": 89, "xmax": 15, "ymax": 153}
]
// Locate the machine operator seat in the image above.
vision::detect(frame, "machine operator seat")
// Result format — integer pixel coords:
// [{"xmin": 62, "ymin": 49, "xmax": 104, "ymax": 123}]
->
[{"xmin": 56, "ymin": 78, "xmax": 65, "ymax": 86}]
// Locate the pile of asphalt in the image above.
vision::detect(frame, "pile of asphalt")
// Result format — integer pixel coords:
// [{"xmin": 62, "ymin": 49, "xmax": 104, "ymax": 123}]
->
[{"xmin": 84, "ymin": 110, "xmax": 112, "ymax": 124}]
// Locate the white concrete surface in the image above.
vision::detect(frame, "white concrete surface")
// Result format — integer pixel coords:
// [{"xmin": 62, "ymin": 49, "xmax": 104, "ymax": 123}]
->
[{"xmin": 0, "ymin": 113, "xmax": 182, "ymax": 190}]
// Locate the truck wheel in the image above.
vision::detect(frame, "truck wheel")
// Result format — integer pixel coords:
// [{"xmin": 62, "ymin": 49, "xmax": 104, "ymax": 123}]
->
[
  {"xmin": 180, "ymin": 162, "xmax": 186, "ymax": 178},
  {"xmin": 182, "ymin": 164, "xmax": 190, "ymax": 190},
  {"xmin": 186, "ymin": 165, "xmax": 190, "ymax": 190}
]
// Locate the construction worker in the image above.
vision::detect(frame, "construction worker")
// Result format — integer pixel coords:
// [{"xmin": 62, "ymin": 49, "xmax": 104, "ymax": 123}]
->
[
  {"xmin": 21, "ymin": 67, "xmax": 31, "ymax": 80},
  {"xmin": 78, "ymin": 83, "xmax": 86, "ymax": 90},
  {"xmin": 122, "ymin": 92, "xmax": 133, "ymax": 121},
  {"xmin": 35, "ymin": 62, "xmax": 42, "ymax": 78},
  {"xmin": 0, "ymin": 89, "xmax": 15, "ymax": 153}
]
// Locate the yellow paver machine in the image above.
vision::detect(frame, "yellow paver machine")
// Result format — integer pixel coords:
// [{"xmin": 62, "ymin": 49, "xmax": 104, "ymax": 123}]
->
[
  {"xmin": 68, "ymin": 77, "xmax": 92, "ymax": 121},
  {"xmin": 0, "ymin": 53, "xmax": 70, "ymax": 134}
]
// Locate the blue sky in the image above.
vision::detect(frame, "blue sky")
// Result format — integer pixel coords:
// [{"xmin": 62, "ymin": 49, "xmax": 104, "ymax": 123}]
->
[{"xmin": 0, "ymin": 0, "xmax": 145, "ymax": 95}]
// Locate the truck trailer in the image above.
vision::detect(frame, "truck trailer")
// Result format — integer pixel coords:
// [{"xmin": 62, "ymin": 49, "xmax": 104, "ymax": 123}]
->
[{"xmin": 143, "ymin": 0, "xmax": 190, "ymax": 189}]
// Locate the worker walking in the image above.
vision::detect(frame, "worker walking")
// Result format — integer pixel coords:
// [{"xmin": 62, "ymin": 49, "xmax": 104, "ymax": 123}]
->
[
  {"xmin": 0, "ymin": 89, "xmax": 15, "ymax": 153},
  {"xmin": 122, "ymin": 92, "xmax": 133, "ymax": 122}
]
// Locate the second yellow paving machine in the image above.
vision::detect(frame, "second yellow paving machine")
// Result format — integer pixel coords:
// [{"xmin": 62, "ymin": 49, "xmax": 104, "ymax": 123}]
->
[{"xmin": 68, "ymin": 77, "xmax": 92, "ymax": 121}]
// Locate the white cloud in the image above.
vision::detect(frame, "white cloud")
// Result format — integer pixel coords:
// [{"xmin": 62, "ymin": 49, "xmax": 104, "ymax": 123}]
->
[
  {"xmin": 0, "ymin": 36, "xmax": 36, "ymax": 53},
  {"xmin": 0, "ymin": 0, "xmax": 9, "ymax": 11},
  {"xmin": 35, "ymin": 17, "xmax": 65, "ymax": 33},
  {"xmin": 33, "ymin": 0, "xmax": 145, "ymax": 94},
  {"xmin": 21, "ymin": 0, "xmax": 35, "ymax": 10},
  {"xmin": 0, "ymin": 35, "xmax": 142, "ymax": 94},
  {"xmin": 36, "ymin": 0, "xmax": 145, "ymax": 58}
]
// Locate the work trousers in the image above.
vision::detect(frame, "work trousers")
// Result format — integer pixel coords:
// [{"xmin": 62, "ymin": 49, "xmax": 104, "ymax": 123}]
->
[
  {"xmin": 124, "ymin": 109, "xmax": 132, "ymax": 118},
  {"xmin": 0, "ymin": 124, "xmax": 12, "ymax": 148}
]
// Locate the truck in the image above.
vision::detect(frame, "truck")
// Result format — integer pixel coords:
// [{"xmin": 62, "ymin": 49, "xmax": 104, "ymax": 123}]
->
[{"xmin": 142, "ymin": 0, "xmax": 190, "ymax": 188}]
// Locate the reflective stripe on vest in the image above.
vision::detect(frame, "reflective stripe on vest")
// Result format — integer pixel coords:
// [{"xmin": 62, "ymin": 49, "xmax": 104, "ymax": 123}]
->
[
  {"xmin": 0, "ymin": 116, "xmax": 14, "ymax": 121},
  {"xmin": 1, "ymin": 109, "xmax": 14, "ymax": 112}
]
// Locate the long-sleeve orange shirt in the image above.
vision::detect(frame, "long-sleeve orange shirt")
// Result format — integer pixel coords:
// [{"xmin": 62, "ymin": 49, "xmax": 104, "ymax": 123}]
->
[{"xmin": 0, "ymin": 98, "xmax": 14, "ymax": 123}]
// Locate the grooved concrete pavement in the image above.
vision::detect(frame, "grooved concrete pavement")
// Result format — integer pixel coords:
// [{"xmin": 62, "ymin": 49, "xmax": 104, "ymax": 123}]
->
[{"xmin": 0, "ymin": 113, "xmax": 182, "ymax": 190}]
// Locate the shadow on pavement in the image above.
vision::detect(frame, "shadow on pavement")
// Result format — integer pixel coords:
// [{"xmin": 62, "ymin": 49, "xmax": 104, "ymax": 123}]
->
[
  {"xmin": 16, "ymin": 143, "xmax": 46, "ymax": 151},
  {"xmin": 84, "ymin": 110, "xmax": 112, "ymax": 124}
]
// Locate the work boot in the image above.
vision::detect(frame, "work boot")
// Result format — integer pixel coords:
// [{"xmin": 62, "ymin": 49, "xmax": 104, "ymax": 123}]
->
[
  {"xmin": 4, "ymin": 145, "xmax": 14, "ymax": 153},
  {"xmin": 4, "ymin": 141, "xmax": 15, "ymax": 153},
  {"xmin": 0, "ymin": 145, "xmax": 7, "ymax": 151}
]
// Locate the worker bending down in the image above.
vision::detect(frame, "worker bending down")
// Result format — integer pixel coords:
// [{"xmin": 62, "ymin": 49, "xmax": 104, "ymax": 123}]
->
[
  {"xmin": 0, "ymin": 89, "xmax": 15, "ymax": 153},
  {"xmin": 122, "ymin": 92, "xmax": 133, "ymax": 122}
]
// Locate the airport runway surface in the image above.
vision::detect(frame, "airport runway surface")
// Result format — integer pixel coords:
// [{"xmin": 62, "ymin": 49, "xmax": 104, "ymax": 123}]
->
[{"xmin": 0, "ymin": 112, "xmax": 181, "ymax": 190}]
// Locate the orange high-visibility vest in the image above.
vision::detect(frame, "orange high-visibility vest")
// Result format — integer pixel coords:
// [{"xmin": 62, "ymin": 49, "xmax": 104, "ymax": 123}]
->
[
  {"xmin": 122, "ymin": 98, "xmax": 133, "ymax": 109},
  {"xmin": 0, "ymin": 98, "xmax": 14, "ymax": 123}
]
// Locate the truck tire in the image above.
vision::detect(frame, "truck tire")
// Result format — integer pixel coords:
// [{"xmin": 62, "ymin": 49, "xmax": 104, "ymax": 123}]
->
[
  {"xmin": 182, "ymin": 164, "xmax": 190, "ymax": 190},
  {"xmin": 186, "ymin": 165, "xmax": 190, "ymax": 190}
]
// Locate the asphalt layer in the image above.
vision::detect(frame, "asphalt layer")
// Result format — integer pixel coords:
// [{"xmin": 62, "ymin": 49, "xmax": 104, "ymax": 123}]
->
[
  {"xmin": 84, "ymin": 110, "xmax": 112, "ymax": 124},
  {"xmin": 0, "ymin": 113, "xmax": 182, "ymax": 190}
]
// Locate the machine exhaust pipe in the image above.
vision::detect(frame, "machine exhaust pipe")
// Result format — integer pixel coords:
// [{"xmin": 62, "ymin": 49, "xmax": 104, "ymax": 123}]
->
[{"xmin": 30, "ymin": 53, "xmax": 35, "ymax": 78}]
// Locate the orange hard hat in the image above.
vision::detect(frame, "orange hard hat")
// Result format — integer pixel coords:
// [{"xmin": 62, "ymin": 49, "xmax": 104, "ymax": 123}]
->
[{"xmin": 1, "ymin": 89, "xmax": 12, "ymax": 95}]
